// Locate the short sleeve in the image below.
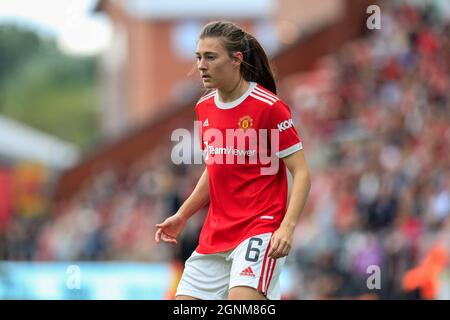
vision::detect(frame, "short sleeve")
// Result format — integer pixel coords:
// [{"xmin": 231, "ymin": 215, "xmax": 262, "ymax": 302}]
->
[{"xmin": 268, "ymin": 101, "xmax": 303, "ymax": 158}]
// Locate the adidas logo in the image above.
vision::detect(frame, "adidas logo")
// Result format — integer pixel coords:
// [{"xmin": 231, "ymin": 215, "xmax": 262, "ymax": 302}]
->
[
  {"xmin": 240, "ymin": 266, "xmax": 255, "ymax": 277},
  {"xmin": 203, "ymin": 118, "xmax": 209, "ymax": 127}
]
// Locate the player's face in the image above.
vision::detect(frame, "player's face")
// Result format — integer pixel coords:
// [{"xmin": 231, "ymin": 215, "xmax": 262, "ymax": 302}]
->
[{"xmin": 196, "ymin": 37, "xmax": 240, "ymax": 89}]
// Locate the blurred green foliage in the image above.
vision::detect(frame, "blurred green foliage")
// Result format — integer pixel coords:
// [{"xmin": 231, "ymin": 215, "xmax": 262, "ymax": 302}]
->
[{"xmin": 0, "ymin": 25, "xmax": 98, "ymax": 152}]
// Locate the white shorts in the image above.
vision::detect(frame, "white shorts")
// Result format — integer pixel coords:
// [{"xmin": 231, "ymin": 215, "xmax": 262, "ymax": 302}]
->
[{"xmin": 175, "ymin": 232, "xmax": 286, "ymax": 300}]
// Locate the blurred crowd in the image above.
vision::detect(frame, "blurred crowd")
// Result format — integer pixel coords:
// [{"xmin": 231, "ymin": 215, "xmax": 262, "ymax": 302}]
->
[
  {"xmin": 283, "ymin": 2, "xmax": 450, "ymax": 299},
  {"xmin": 1, "ymin": 1, "xmax": 449, "ymax": 300}
]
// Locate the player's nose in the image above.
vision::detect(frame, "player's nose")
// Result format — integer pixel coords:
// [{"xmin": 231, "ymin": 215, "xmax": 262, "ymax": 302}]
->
[{"xmin": 197, "ymin": 58, "xmax": 207, "ymax": 71}]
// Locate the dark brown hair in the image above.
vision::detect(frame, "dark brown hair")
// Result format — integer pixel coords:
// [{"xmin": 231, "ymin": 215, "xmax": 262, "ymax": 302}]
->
[{"xmin": 199, "ymin": 21, "xmax": 277, "ymax": 94}]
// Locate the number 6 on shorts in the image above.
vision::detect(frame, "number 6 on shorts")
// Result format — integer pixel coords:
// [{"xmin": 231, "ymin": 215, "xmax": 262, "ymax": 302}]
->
[{"xmin": 245, "ymin": 237, "xmax": 263, "ymax": 262}]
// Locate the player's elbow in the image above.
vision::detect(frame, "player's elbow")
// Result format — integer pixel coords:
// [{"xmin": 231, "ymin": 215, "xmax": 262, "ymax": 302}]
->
[
  {"xmin": 291, "ymin": 165, "xmax": 311, "ymax": 190},
  {"xmin": 301, "ymin": 169, "xmax": 312, "ymax": 191}
]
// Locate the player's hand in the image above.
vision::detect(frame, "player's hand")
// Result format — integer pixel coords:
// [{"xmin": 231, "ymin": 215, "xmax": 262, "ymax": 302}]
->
[
  {"xmin": 155, "ymin": 214, "xmax": 187, "ymax": 245},
  {"xmin": 268, "ymin": 223, "xmax": 295, "ymax": 259}
]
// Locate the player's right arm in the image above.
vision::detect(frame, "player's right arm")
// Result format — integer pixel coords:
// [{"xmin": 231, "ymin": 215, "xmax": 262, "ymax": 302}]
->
[{"xmin": 155, "ymin": 168, "xmax": 209, "ymax": 244}]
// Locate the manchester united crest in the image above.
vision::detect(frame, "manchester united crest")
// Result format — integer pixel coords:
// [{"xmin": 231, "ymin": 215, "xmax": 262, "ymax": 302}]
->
[{"xmin": 238, "ymin": 115, "xmax": 253, "ymax": 131}]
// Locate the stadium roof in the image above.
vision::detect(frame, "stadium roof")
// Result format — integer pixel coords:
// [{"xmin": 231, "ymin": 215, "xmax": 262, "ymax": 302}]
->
[{"xmin": 0, "ymin": 115, "xmax": 80, "ymax": 169}]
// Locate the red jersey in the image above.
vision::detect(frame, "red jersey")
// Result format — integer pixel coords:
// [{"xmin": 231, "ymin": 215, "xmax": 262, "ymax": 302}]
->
[{"xmin": 195, "ymin": 82, "xmax": 302, "ymax": 254}]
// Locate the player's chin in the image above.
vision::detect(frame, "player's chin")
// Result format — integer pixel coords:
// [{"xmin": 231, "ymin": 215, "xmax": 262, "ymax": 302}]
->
[{"xmin": 202, "ymin": 79, "xmax": 216, "ymax": 89}]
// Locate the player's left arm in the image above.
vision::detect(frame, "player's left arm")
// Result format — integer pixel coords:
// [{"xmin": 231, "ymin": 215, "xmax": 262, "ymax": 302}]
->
[{"xmin": 268, "ymin": 149, "xmax": 311, "ymax": 259}]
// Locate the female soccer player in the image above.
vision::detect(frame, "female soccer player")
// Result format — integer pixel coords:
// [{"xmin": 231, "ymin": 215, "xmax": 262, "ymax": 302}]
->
[{"xmin": 155, "ymin": 21, "xmax": 311, "ymax": 300}]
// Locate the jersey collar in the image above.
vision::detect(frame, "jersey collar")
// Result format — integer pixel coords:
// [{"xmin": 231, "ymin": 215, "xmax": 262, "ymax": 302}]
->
[{"xmin": 214, "ymin": 82, "xmax": 257, "ymax": 110}]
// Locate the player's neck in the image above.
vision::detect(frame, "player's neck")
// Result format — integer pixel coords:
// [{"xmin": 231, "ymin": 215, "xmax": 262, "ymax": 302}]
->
[{"xmin": 217, "ymin": 78, "xmax": 250, "ymax": 103}]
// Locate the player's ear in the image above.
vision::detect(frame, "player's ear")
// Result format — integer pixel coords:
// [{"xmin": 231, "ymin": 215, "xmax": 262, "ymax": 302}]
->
[{"xmin": 231, "ymin": 51, "xmax": 244, "ymax": 68}]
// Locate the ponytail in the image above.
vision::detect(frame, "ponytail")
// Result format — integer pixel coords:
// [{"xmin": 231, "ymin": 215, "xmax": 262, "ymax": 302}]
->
[
  {"xmin": 199, "ymin": 21, "xmax": 277, "ymax": 94},
  {"xmin": 242, "ymin": 34, "xmax": 277, "ymax": 94}
]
